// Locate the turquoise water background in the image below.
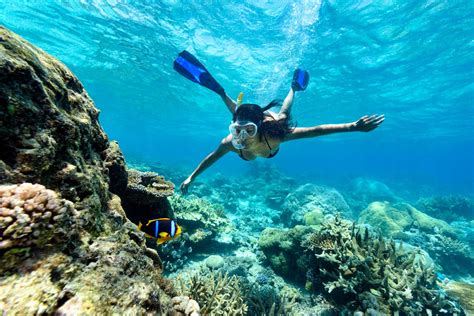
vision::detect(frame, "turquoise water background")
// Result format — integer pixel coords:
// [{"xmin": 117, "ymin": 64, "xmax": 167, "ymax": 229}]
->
[{"xmin": 1, "ymin": 0, "xmax": 473, "ymax": 195}]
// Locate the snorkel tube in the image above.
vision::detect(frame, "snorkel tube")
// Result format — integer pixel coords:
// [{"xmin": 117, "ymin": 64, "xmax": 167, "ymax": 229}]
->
[{"xmin": 236, "ymin": 92, "xmax": 244, "ymax": 108}]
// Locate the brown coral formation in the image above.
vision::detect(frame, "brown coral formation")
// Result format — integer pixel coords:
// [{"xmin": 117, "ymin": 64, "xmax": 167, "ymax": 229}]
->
[{"xmin": 0, "ymin": 183, "xmax": 77, "ymax": 250}]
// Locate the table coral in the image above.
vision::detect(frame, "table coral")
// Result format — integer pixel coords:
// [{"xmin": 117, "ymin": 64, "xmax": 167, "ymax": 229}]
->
[{"xmin": 125, "ymin": 169, "xmax": 174, "ymax": 205}]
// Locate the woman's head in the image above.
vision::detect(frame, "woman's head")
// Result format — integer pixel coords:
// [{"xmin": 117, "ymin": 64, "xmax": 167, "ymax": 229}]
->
[{"xmin": 231, "ymin": 100, "xmax": 294, "ymax": 142}]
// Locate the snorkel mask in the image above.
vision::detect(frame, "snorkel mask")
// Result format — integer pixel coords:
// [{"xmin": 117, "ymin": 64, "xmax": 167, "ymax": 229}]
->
[
  {"xmin": 230, "ymin": 92, "xmax": 259, "ymax": 149},
  {"xmin": 230, "ymin": 121, "xmax": 258, "ymax": 149}
]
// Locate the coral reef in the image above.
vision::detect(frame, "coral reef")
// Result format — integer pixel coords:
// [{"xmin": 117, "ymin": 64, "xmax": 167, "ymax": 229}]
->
[
  {"xmin": 170, "ymin": 296, "xmax": 200, "ymax": 316},
  {"xmin": 302, "ymin": 215, "xmax": 464, "ymax": 314},
  {"xmin": 0, "ymin": 223, "xmax": 175, "ymax": 314},
  {"xmin": 175, "ymin": 271, "xmax": 248, "ymax": 315},
  {"xmin": 395, "ymin": 231, "xmax": 474, "ymax": 277},
  {"xmin": 0, "ymin": 26, "xmax": 110, "ymax": 218},
  {"xmin": 281, "ymin": 183, "xmax": 352, "ymax": 226},
  {"xmin": 416, "ymin": 195, "xmax": 474, "ymax": 222},
  {"xmin": 0, "ymin": 26, "xmax": 175, "ymax": 314},
  {"xmin": 245, "ymin": 280, "xmax": 298, "ymax": 316},
  {"xmin": 442, "ymin": 281, "xmax": 474, "ymax": 315},
  {"xmin": 0, "ymin": 183, "xmax": 77, "ymax": 251},
  {"xmin": 125, "ymin": 169, "xmax": 174, "ymax": 205}
]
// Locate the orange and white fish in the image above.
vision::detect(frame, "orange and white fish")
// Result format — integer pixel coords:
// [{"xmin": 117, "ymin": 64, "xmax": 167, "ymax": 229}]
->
[{"xmin": 138, "ymin": 218, "xmax": 182, "ymax": 244}]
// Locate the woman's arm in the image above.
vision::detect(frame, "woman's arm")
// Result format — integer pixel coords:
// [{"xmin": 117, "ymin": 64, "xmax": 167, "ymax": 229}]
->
[
  {"xmin": 180, "ymin": 138, "xmax": 233, "ymax": 194},
  {"xmin": 283, "ymin": 114, "xmax": 384, "ymax": 142},
  {"xmin": 278, "ymin": 87, "xmax": 295, "ymax": 120}
]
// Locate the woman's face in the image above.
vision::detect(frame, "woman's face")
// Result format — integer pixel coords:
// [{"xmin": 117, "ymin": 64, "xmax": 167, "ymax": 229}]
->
[{"xmin": 229, "ymin": 120, "xmax": 258, "ymax": 149}]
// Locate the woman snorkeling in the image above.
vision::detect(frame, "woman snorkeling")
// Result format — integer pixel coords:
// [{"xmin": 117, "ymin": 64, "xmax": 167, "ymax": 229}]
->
[{"xmin": 174, "ymin": 50, "xmax": 384, "ymax": 194}]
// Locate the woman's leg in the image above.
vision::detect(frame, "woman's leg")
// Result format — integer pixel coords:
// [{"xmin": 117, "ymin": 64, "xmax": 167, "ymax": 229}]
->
[{"xmin": 278, "ymin": 87, "xmax": 295, "ymax": 120}]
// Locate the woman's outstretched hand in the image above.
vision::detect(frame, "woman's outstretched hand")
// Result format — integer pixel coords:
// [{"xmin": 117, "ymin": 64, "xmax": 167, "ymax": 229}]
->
[
  {"xmin": 180, "ymin": 177, "xmax": 192, "ymax": 194},
  {"xmin": 353, "ymin": 114, "xmax": 385, "ymax": 132}
]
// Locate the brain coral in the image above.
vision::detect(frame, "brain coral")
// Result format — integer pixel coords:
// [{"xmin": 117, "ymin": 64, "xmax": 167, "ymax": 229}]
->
[{"xmin": 0, "ymin": 183, "xmax": 77, "ymax": 249}]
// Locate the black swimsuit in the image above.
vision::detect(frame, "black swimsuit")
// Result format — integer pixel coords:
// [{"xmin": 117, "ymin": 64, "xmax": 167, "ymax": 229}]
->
[{"xmin": 238, "ymin": 134, "xmax": 279, "ymax": 161}]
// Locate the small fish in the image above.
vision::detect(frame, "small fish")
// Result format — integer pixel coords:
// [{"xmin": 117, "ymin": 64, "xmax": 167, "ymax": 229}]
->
[{"xmin": 138, "ymin": 218, "xmax": 182, "ymax": 244}]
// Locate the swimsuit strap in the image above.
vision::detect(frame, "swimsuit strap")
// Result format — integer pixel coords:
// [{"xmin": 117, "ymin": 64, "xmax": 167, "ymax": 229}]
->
[{"xmin": 263, "ymin": 133, "xmax": 273, "ymax": 151}]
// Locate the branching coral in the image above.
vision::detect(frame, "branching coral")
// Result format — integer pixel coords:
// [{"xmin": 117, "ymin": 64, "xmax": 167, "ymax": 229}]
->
[
  {"xmin": 0, "ymin": 183, "xmax": 77, "ymax": 250},
  {"xmin": 302, "ymin": 215, "xmax": 464, "ymax": 314},
  {"xmin": 175, "ymin": 271, "xmax": 247, "ymax": 315}
]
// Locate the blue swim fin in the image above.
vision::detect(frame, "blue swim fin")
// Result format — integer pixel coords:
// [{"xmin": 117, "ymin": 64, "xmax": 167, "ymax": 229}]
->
[
  {"xmin": 173, "ymin": 50, "xmax": 225, "ymax": 97},
  {"xmin": 292, "ymin": 69, "xmax": 310, "ymax": 91}
]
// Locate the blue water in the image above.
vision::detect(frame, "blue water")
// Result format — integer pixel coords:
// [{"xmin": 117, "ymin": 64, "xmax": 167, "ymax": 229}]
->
[{"xmin": 1, "ymin": 0, "xmax": 473, "ymax": 195}]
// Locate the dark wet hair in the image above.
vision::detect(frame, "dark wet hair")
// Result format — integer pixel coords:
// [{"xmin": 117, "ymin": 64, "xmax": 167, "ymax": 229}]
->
[{"xmin": 232, "ymin": 100, "xmax": 295, "ymax": 141}]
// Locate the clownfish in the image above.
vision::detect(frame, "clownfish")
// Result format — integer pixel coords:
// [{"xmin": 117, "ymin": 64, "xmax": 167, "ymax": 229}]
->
[{"xmin": 138, "ymin": 218, "xmax": 182, "ymax": 245}]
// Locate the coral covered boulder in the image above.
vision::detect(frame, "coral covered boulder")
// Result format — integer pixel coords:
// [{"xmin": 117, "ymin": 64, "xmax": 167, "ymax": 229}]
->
[
  {"xmin": 359, "ymin": 201, "xmax": 458, "ymax": 237},
  {"xmin": 258, "ymin": 225, "xmax": 315, "ymax": 283},
  {"xmin": 0, "ymin": 26, "xmax": 111, "ymax": 216},
  {"xmin": 281, "ymin": 183, "xmax": 352, "ymax": 226}
]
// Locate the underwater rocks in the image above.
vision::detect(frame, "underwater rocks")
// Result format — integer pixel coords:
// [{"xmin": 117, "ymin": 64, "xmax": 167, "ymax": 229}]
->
[
  {"xmin": 344, "ymin": 178, "xmax": 400, "ymax": 213},
  {"xmin": 0, "ymin": 26, "xmax": 176, "ymax": 314},
  {"xmin": 102, "ymin": 140, "xmax": 128, "ymax": 196},
  {"xmin": 281, "ymin": 183, "xmax": 352, "ymax": 226}
]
